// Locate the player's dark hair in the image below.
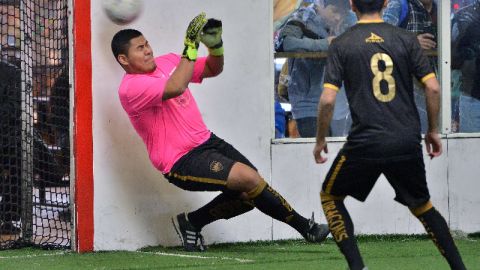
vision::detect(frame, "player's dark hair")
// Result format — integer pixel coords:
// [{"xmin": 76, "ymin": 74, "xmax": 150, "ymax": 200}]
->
[
  {"xmin": 111, "ymin": 29, "xmax": 143, "ymax": 60},
  {"xmin": 352, "ymin": 0, "xmax": 384, "ymax": 14}
]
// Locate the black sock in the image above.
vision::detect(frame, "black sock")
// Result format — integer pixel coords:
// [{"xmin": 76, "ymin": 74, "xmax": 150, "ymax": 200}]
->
[
  {"xmin": 247, "ymin": 180, "xmax": 309, "ymax": 234},
  {"xmin": 187, "ymin": 191, "xmax": 254, "ymax": 230},
  {"xmin": 417, "ymin": 207, "xmax": 466, "ymax": 270},
  {"xmin": 322, "ymin": 199, "xmax": 364, "ymax": 270}
]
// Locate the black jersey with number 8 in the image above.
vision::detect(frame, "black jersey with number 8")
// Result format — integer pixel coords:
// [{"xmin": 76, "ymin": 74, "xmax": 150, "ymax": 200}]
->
[{"xmin": 324, "ymin": 21, "xmax": 435, "ymax": 160}]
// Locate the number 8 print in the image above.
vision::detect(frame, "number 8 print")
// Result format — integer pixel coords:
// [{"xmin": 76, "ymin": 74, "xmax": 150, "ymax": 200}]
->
[{"xmin": 370, "ymin": 53, "xmax": 396, "ymax": 102}]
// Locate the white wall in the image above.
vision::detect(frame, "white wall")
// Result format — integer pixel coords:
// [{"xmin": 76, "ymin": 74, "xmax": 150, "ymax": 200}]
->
[
  {"xmin": 271, "ymin": 137, "xmax": 479, "ymax": 238},
  {"xmin": 271, "ymin": 140, "xmax": 446, "ymax": 238},
  {"xmin": 447, "ymin": 138, "xmax": 480, "ymax": 232},
  {"xmin": 90, "ymin": 0, "xmax": 480, "ymax": 251},
  {"xmin": 91, "ymin": 0, "xmax": 273, "ymax": 250}
]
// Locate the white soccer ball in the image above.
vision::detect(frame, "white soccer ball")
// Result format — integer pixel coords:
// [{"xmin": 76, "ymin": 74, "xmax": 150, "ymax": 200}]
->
[{"xmin": 103, "ymin": 0, "xmax": 143, "ymax": 25}]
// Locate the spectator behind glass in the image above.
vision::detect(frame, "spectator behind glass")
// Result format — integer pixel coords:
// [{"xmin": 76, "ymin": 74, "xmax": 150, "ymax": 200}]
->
[
  {"xmin": 383, "ymin": 0, "xmax": 437, "ymax": 134},
  {"xmin": 274, "ymin": 0, "xmax": 302, "ymax": 32},
  {"xmin": 451, "ymin": 0, "xmax": 480, "ymax": 133},
  {"xmin": 276, "ymin": 0, "xmax": 355, "ymax": 137}
]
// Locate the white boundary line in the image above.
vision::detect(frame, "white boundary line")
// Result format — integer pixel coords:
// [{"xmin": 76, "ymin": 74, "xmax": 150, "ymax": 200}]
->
[
  {"xmin": 0, "ymin": 251, "xmax": 67, "ymax": 259},
  {"xmin": 0, "ymin": 250, "xmax": 254, "ymax": 263},
  {"xmin": 137, "ymin": 251, "xmax": 254, "ymax": 263}
]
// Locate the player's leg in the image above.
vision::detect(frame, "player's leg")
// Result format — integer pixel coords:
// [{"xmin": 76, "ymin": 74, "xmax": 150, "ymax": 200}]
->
[
  {"xmin": 321, "ymin": 195, "xmax": 363, "ymax": 270},
  {"xmin": 384, "ymin": 158, "xmax": 466, "ymax": 270},
  {"xmin": 172, "ymin": 192, "xmax": 254, "ymax": 252},
  {"xmin": 165, "ymin": 137, "xmax": 256, "ymax": 251},
  {"xmin": 185, "ymin": 190, "xmax": 254, "ymax": 231},
  {"xmin": 227, "ymin": 161, "xmax": 329, "ymax": 243},
  {"xmin": 320, "ymin": 153, "xmax": 381, "ymax": 270},
  {"xmin": 411, "ymin": 202, "xmax": 466, "ymax": 270},
  {"xmin": 183, "ymin": 134, "xmax": 260, "ymax": 230},
  {"xmin": 202, "ymin": 133, "xmax": 329, "ymax": 242}
]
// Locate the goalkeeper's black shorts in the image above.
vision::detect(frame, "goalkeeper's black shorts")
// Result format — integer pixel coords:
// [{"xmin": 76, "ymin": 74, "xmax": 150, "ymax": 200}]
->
[
  {"xmin": 164, "ymin": 133, "xmax": 257, "ymax": 191},
  {"xmin": 321, "ymin": 151, "xmax": 430, "ymax": 208}
]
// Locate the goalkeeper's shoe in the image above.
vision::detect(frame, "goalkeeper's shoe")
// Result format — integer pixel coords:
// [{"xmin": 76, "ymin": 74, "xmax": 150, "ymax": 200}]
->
[
  {"xmin": 172, "ymin": 213, "xmax": 206, "ymax": 252},
  {"xmin": 301, "ymin": 212, "xmax": 330, "ymax": 243}
]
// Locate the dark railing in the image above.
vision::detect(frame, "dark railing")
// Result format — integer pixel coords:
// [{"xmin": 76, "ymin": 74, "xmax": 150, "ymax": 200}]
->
[{"xmin": 274, "ymin": 50, "xmax": 438, "ymax": 59}]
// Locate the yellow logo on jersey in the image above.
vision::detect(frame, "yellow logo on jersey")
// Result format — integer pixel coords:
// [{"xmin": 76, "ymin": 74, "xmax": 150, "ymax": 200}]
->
[{"xmin": 366, "ymin": 32, "xmax": 384, "ymax": 43}]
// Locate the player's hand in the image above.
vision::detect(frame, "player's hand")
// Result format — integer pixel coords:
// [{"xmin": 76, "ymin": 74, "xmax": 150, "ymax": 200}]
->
[
  {"xmin": 201, "ymin": 19, "xmax": 222, "ymax": 48},
  {"xmin": 200, "ymin": 18, "xmax": 224, "ymax": 56},
  {"xmin": 182, "ymin": 12, "xmax": 208, "ymax": 61},
  {"xmin": 313, "ymin": 140, "xmax": 328, "ymax": 164},
  {"xmin": 425, "ymin": 131, "xmax": 442, "ymax": 159},
  {"xmin": 417, "ymin": 33, "xmax": 436, "ymax": 50}
]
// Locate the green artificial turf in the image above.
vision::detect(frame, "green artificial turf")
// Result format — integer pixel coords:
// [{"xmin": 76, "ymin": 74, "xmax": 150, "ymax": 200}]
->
[{"xmin": 0, "ymin": 235, "xmax": 478, "ymax": 270}]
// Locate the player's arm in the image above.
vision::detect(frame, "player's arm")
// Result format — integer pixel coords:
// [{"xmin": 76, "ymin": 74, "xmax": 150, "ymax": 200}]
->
[
  {"xmin": 313, "ymin": 42, "xmax": 343, "ymax": 164},
  {"xmin": 200, "ymin": 18, "xmax": 224, "ymax": 78},
  {"xmin": 282, "ymin": 35, "xmax": 332, "ymax": 52},
  {"xmin": 314, "ymin": 86, "xmax": 338, "ymax": 164},
  {"xmin": 280, "ymin": 23, "xmax": 333, "ymax": 52},
  {"xmin": 163, "ymin": 13, "xmax": 207, "ymax": 100},
  {"xmin": 423, "ymin": 76, "xmax": 442, "ymax": 158},
  {"xmin": 163, "ymin": 59, "xmax": 196, "ymax": 100},
  {"xmin": 411, "ymin": 37, "xmax": 442, "ymax": 158},
  {"xmin": 202, "ymin": 54, "xmax": 224, "ymax": 78}
]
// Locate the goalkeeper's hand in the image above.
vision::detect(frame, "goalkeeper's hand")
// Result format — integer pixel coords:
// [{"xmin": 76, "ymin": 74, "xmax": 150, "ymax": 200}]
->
[
  {"xmin": 200, "ymin": 18, "xmax": 223, "ymax": 56},
  {"xmin": 182, "ymin": 12, "xmax": 207, "ymax": 61}
]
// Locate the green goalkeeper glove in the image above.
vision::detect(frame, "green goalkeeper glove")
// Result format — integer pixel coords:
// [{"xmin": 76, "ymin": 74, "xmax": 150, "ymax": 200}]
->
[
  {"xmin": 200, "ymin": 18, "xmax": 223, "ymax": 56},
  {"xmin": 182, "ymin": 12, "xmax": 207, "ymax": 61}
]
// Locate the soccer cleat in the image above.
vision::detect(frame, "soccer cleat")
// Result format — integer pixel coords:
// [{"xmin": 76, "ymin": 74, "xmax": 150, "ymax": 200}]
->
[
  {"xmin": 172, "ymin": 213, "xmax": 206, "ymax": 252},
  {"xmin": 302, "ymin": 212, "xmax": 330, "ymax": 243}
]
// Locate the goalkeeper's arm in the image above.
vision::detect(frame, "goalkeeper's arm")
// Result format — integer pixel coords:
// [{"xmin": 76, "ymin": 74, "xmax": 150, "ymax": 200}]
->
[
  {"xmin": 201, "ymin": 18, "xmax": 224, "ymax": 78},
  {"xmin": 203, "ymin": 52, "xmax": 224, "ymax": 78},
  {"xmin": 164, "ymin": 13, "xmax": 207, "ymax": 100}
]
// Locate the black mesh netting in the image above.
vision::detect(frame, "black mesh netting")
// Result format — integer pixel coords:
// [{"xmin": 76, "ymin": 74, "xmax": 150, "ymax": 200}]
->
[{"xmin": 1, "ymin": 0, "xmax": 70, "ymax": 249}]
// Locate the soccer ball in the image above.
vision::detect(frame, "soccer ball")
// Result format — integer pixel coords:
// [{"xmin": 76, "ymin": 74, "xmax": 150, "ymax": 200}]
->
[{"xmin": 103, "ymin": 0, "xmax": 143, "ymax": 25}]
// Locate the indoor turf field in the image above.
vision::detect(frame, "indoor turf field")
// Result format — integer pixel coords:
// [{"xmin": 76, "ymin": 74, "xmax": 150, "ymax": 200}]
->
[{"xmin": 0, "ymin": 235, "xmax": 479, "ymax": 270}]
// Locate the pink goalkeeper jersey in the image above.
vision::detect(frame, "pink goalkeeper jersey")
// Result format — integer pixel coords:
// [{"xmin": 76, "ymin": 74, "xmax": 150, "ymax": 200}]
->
[{"xmin": 118, "ymin": 53, "xmax": 211, "ymax": 173}]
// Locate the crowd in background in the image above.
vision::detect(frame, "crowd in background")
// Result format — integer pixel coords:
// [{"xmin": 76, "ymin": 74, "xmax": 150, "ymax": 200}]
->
[{"xmin": 273, "ymin": 0, "xmax": 480, "ymax": 138}]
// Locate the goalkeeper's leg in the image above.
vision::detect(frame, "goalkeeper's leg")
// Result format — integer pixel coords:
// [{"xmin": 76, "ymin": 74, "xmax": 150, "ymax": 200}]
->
[
  {"xmin": 186, "ymin": 190, "xmax": 254, "ymax": 231},
  {"xmin": 321, "ymin": 192, "xmax": 365, "ymax": 270},
  {"xmin": 229, "ymin": 162, "xmax": 327, "ymax": 242},
  {"xmin": 410, "ymin": 202, "xmax": 466, "ymax": 270}
]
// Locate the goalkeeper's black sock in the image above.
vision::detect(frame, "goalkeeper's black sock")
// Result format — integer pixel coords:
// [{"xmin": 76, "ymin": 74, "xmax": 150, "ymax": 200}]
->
[
  {"xmin": 322, "ymin": 199, "xmax": 365, "ymax": 270},
  {"xmin": 247, "ymin": 179, "xmax": 310, "ymax": 234},
  {"xmin": 187, "ymin": 191, "xmax": 254, "ymax": 230},
  {"xmin": 414, "ymin": 206, "xmax": 466, "ymax": 270}
]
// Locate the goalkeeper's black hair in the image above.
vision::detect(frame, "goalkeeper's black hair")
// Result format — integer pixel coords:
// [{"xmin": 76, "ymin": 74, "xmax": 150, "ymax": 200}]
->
[
  {"xmin": 111, "ymin": 29, "xmax": 143, "ymax": 60},
  {"xmin": 352, "ymin": 0, "xmax": 384, "ymax": 14}
]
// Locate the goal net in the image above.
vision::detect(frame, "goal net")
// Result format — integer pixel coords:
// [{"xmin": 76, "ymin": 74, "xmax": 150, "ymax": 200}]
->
[{"xmin": 0, "ymin": 0, "xmax": 70, "ymax": 249}]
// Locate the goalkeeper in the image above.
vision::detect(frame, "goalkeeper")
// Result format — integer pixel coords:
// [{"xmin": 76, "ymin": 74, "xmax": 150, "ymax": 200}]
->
[{"xmin": 111, "ymin": 13, "xmax": 329, "ymax": 252}]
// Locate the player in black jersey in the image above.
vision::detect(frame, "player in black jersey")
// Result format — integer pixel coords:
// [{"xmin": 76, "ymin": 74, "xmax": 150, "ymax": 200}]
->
[{"xmin": 313, "ymin": 1, "xmax": 467, "ymax": 269}]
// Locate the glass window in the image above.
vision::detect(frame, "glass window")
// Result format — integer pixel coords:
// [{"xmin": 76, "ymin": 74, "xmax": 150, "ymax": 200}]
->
[
  {"xmin": 383, "ymin": 0, "xmax": 439, "ymax": 134},
  {"xmin": 451, "ymin": 0, "xmax": 480, "ymax": 133},
  {"xmin": 273, "ymin": 0, "xmax": 354, "ymax": 138},
  {"xmin": 273, "ymin": 1, "xmax": 480, "ymax": 138}
]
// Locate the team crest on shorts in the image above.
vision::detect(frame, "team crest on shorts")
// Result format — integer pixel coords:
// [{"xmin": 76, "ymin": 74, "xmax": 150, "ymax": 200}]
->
[{"xmin": 210, "ymin": 161, "xmax": 224, "ymax": 173}]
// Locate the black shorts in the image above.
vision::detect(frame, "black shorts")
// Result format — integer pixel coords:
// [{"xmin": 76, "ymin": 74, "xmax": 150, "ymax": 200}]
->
[
  {"xmin": 164, "ymin": 133, "xmax": 256, "ymax": 192},
  {"xmin": 321, "ymin": 151, "xmax": 430, "ymax": 208}
]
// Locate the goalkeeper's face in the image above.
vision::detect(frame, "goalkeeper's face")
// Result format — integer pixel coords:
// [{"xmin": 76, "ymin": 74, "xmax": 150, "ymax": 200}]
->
[{"xmin": 121, "ymin": 35, "xmax": 156, "ymax": 74}]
